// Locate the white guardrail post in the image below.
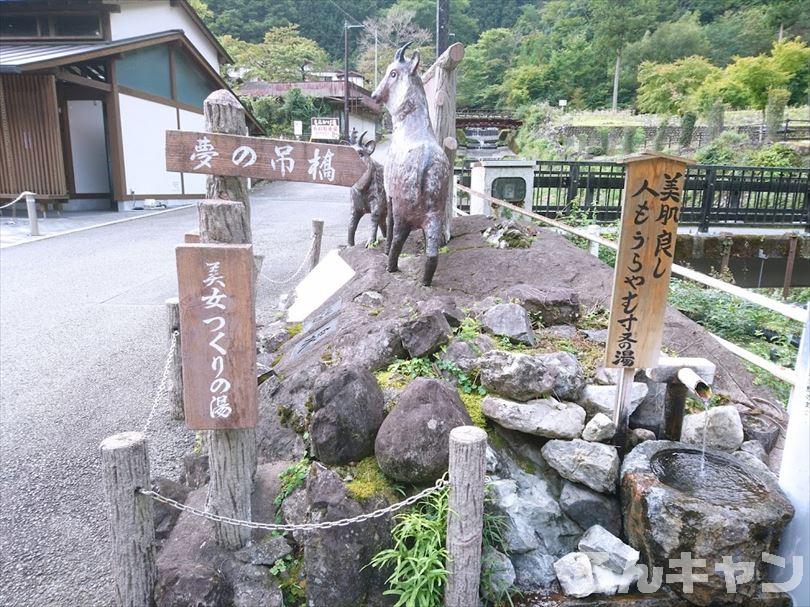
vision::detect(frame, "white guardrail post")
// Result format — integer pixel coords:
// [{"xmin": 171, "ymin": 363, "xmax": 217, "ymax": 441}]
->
[{"xmin": 24, "ymin": 194, "xmax": 39, "ymax": 237}]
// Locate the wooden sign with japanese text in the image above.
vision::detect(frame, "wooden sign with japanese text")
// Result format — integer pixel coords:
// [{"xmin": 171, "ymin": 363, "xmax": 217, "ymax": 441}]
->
[
  {"xmin": 605, "ymin": 153, "xmax": 693, "ymax": 369},
  {"xmin": 165, "ymin": 131, "xmax": 365, "ymax": 187},
  {"xmin": 176, "ymin": 243, "xmax": 257, "ymax": 430}
]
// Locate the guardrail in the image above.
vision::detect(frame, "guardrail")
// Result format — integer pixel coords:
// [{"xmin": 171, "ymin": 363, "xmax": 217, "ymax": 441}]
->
[{"xmin": 455, "ymin": 182, "xmax": 809, "ymax": 386}]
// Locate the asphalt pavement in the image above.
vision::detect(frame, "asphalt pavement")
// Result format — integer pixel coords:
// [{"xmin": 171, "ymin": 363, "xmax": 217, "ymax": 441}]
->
[{"xmin": 0, "ymin": 179, "xmax": 366, "ymax": 606}]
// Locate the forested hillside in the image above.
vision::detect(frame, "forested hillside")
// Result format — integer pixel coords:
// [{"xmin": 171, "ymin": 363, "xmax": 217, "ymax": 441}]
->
[{"xmin": 194, "ymin": 0, "xmax": 809, "ymax": 113}]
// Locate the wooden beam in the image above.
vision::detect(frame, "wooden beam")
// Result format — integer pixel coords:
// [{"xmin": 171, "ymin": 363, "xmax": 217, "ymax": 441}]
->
[{"xmin": 54, "ymin": 70, "xmax": 112, "ymax": 92}]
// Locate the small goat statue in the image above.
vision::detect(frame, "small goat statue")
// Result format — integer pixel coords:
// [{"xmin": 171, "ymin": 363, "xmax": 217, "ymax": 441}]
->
[
  {"xmin": 371, "ymin": 42, "xmax": 450, "ymax": 286},
  {"xmin": 348, "ymin": 131, "xmax": 388, "ymax": 247}
]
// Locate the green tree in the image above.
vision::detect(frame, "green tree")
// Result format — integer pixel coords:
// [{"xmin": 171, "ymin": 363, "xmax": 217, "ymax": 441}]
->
[
  {"xmin": 636, "ymin": 56, "xmax": 719, "ymax": 115},
  {"xmin": 468, "ymin": 0, "xmax": 533, "ymax": 31},
  {"xmin": 588, "ymin": 0, "xmax": 669, "ymax": 110},
  {"xmin": 703, "ymin": 6, "xmax": 775, "ymax": 65},
  {"xmin": 388, "ymin": 0, "xmax": 480, "ymax": 45},
  {"xmin": 457, "ymin": 28, "xmax": 517, "ymax": 108},
  {"xmin": 770, "ymin": 38, "xmax": 810, "ymax": 104},
  {"xmin": 223, "ymin": 26, "xmax": 329, "ymax": 83},
  {"xmin": 719, "ymin": 54, "xmax": 788, "ymax": 110},
  {"xmin": 188, "ymin": 0, "xmax": 213, "ymax": 23}
]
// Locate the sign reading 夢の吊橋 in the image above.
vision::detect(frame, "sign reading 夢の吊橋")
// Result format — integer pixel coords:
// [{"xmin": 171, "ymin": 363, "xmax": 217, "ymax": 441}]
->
[
  {"xmin": 165, "ymin": 130, "xmax": 365, "ymax": 187},
  {"xmin": 605, "ymin": 153, "xmax": 694, "ymax": 370},
  {"xmin": 176, "ymin": 243, "xmax": 257, "ymax": 430}
]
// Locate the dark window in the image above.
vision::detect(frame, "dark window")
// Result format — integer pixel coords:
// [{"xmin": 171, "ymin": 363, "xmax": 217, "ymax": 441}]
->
[
  {"xmin": 53, "ymin": 14, "xmax": 101, "ymax": 38},
  {"xmin": 492, "ymin": 177, "xmax": 526, "ymax": 203},
  {"xmin": 117, "ymin": 46, "xmax": 172, "ymax": 99},
  {"xmin": 173, "ymin": 49, "xmax": 216, "ymax": 108},
  {"xmin": 1, "ymin": 14, "xmax": 41, "ymax": 37}
]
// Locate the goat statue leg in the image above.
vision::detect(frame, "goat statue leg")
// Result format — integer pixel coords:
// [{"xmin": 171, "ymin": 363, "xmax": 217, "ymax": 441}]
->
[
  {"xmin": 387, "ymin": 221, "xmax": 410, "ymax": 273},
  {"xmin": 348, "ymin": 207, "xmax": 363, "ymax": 247},
  {"xmin": 422, "ymin": 215, "xmax": 442, "ymax": 287},
  {"xmin": 385, "ymin": 198, "xmax": 394, "ymax": 255}
]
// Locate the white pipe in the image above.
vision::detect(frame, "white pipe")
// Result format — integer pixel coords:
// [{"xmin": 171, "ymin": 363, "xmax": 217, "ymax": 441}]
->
[{"xmin": 676, "ymin": 367, "xmax": 712, "ymax": 400}]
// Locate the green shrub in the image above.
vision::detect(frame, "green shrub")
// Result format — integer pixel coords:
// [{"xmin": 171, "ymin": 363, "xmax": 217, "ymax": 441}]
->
[
  {"xmin": 653, "ymin": 117, "xmax": 670, "ymax": 151},
  {"xmin": 746, "ymin": 143, "xmax": 801, "ymax": 167},
  {"xmin": 706, "ymin": 99, "xmax": 725, "ymax": 141},
  {"xmin": 679, "ymin": 112, "xmax": 697, "ymax": 148},
  {"xmin": 765, "ymin": 88, "xmax": 790, "ymax": 138},
  {"xmin": 694, "ymin": 131, "xmax": 746, "ymax": 164},
  {"xmin": 621, "ymin": 127, "xmax": 636, "ymax": 154}
]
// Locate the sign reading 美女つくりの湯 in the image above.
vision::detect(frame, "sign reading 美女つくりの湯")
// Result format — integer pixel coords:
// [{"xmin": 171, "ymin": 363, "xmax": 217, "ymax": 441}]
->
[
  {"xmin": 176, "ymin": 243, "xmax": 257, "ymax": 430},
  {"xmin": 310, "ymin": 116, "xmax": 340, "ymax": 141},
  {"xmin": 165, "ymin": 131, "xmax": 365, "ymax": 188},
  {"xmin": 605, "ymin": 153, "xmax": 693, "ymax": 370}
]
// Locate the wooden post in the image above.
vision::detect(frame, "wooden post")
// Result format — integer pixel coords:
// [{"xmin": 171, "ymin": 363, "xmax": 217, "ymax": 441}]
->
[
  {"xmin": 197, "ymin": 90, "xmax": 257, "ymax": 550},
  {"xmin": 25, "ymin": 194, "xmax": 39, "ymax": 236},
  {"xmin": 165, "ymin": 297, "xmax": 183, "ymax": 420},
  {"xmin": 422, "ymin": 43, "xmax": 465, "ymax": 243},
  {"xmin": 782, "ymin": 234, "xmax": 798, "ymax": 299},
  {"xmin": 204, "ymin": 90, "xmax": 252, "ymax": 230},
  {"xmin": 662, "ymin": 380, "xmax": 688, "ymax": 441},
  {"xmin": 612, "ymin": 367, "xmax": 635, "ymax": 450},
  {"xmin": 445, "ymin": 425, "xmax": 487, "ymax": 607},
  {"xmin": 586, "ymin": 224, "xmax": 601, "ymax": 257},
  {"xmin": 100, "ymin": 432, "xmax": 156, "ymax": 607},
  {"xmin": 311, "ymin": 218, "xmax": 324, "ymax": 270}
]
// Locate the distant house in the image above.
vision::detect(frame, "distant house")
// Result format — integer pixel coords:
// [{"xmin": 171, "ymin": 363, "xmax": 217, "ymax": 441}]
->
[
  {"xmin": 0, "ymin": 0, "xmax": 260, "ymax": 211},
  {"xmin": 239, "ymin": 72, "xmax": 382, "ymax": 142}
]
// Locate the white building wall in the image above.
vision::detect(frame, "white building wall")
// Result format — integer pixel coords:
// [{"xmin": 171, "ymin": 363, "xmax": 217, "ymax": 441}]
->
[
  {"xmin": 107, "ymin": 0, "xmax": 220, "ymax": 70},
  {"xmin": 347, "ymin": 112, "xmax": 377, "ymax": 142},
  {"xmin": 119, "ymin": 94, "xmax": 182, "ymax": 196},
  {"xmin": 179, "ymin": 109, "xmax": 207, "ymax": 194},
  {"xmin": 67, "ymin": 100, "xmax": 111, "ymax": 194}
]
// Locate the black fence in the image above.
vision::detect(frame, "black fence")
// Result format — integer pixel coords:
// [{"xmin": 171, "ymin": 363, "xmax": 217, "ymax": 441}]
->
[{"xmin": 455, "ymin": 161, "xmax": 810, "ymax": 232}]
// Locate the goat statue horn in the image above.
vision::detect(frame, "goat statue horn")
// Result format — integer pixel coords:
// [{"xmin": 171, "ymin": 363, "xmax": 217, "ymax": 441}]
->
[
  {"xmin": 395, "ymin": 41, "xmax": 413, "ymax": 62},
  {"xmin": 359, "ymin": 131, "xmax": 368, "ymax": 146}
]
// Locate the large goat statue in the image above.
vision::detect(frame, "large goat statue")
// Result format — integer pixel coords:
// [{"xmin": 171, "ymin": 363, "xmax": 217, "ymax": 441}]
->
[
  {"xmin": 371, "ymin": 42, "xmax": 450, "ymax": 287},
  {"xmin": 348, "ymin": 131, "xmax": 388, "ymax": 247}
]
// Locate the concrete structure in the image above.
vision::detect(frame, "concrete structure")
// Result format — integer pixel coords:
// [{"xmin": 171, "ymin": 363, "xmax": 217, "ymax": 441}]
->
[
  {"xmin": 469, "ymin": 159, "xmax": 535, "ymax": 215},
  {"xmin": 0, "ymin": 0, "xmax": 260, "ymax": 211}
]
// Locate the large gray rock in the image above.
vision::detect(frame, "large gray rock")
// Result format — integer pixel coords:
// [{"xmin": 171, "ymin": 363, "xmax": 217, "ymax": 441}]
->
[
  {"xmin": 374, "ymin": 378, "xmax": 471, "ymax": 484},
  {"xmin": 553, "ymin": 552, "xmax": 595, "ymax": 598},
  {"xmin": 482, "ymin": 396, "xmax": 586, "ymax": 439},
  {"xmin": 629, "ymin": 373, "xmax": 666, "ymax": 434},
  {"xmin": 559, "ymin": 481, "xmax": 622, "ymax": 537},
  {"xmin": 577, "ymin": 524, "xmax": 639, "ymax": 575},
  {"xmin": 231, "ymin": 564, "xmax": 283, "ymax": 607},
  {"xmin": 481, "ymin": 302, "xmax": 536, "ymax": 346},
  {"xmin": 311, "ymin": 365, "xmax": 385, "ymax": 465},
  {"xmin": 578, "ymin": 382, "xmax": 648, "ymax": 418},
  {"xmin": 439, "ymin": 335, "xmax": 495, "ymax": 374},
  {"xmin": 591, "ymin": 564, "xmax": 640, "ymax": 596},
  {"xmin": 258, "ymin": 321, "xmax": 291, "ymax": 354},
  {"xmin": 622, "ymin": 440, "xmax": 794, "ymax": 606},
  {"xmin": 740, "ymin": 439, "xmax": 767, "ymax": 463},
  {"xmin": 680, "ymin": 404, "xmax": 744, "ymax": 452},
  {"xmin": 511, "ymin": 551, "xmax": 558, "ymax": 592},
  {"xmin": 741, "ymin": 413, "xmax": 780, "ymax": 453},
  {"xmin": 541, "ymin": 439, "xmax": 620, "ymax": 494},
  {"xmin": 233, "ymin": 536, "xmax": 292, "ymax": 567},
  {"xmin": 479, "ymin": 350, "xmax": 584, "ymax": 402},
  {"xmin": 506, "ymin": 284, "xmax": 581, "ymax": 326},
  {"xmin": 399, "ymin": 311, "xmax": 451, "ymax": 358},
  {"xmin": 418, "ymin": 295, "xmax": 464, "ymax": 327},
  {"xmin": 581, "ymin": 413, "xmax": 616, "ymax": 442},
  {"xmin": 305, "ymin": 466, "xmax": 392, "ymax": 607},
  {"xmin": 480, "ymin": 546, "xmax": 516, "ymax": 601}
]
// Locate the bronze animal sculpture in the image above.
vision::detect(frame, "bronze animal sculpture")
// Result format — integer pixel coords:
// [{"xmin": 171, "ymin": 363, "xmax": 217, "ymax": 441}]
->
[
  {"xmin": 371, "ymin": 42, "xmax": 450, "ymax": 287},
  {"xmin": 348, "ymin": 131, "xmax": 388, "ymax": 247}
]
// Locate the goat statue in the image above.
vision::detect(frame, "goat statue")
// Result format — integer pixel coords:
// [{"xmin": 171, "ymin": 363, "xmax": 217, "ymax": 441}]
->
[
  {"xmin": 371, "ymin": 42, "xmax": 450, "ymax": 287},
  {"xmin": 348, "ymin": 131, "xmax": 388, "ymax": 247}
]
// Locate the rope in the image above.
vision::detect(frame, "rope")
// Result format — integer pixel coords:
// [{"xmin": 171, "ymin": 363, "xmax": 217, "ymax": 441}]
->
[
  {"xmin": 0, "ymin": 191, "xmax": 36, "ymax": 211},
  {"xmin": 142, "ymin": 330, "xmax": 179, "ymax": 434},
  {"xmin": 258, "ymin": 235, "xmax": 317, "ymax": 286},
  {"xmin": 139, "ymin": 476, "xmax": 449, "ymax": 531}
]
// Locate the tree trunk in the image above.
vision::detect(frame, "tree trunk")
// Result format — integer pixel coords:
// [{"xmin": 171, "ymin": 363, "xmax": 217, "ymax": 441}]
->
[
  {"xmin": 612, "ymin": 48, "xmax": 621, "ymax": 112},
  {"xmin": 422, "ymin": 43, "xmax": 465, "ymax": 243}
]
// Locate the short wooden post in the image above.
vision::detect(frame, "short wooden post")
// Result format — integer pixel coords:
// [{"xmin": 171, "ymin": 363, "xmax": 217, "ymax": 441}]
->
[
  {"xmin": 586, "ymin": 224, "xmax": 600, "ymax": 257},
  {"xmin": 445, "ymin": 425, "xmax": 487, "ymax": 607},
  {"xmin": 782, "ymin": 234, "xmax": 798, "ymax": 299},
  {"xmin": 311, "ymin": 218, "xmax": 324, "ymax": 270},
  {"xmin": 100, "ymin": 432, "xmax": 156, "ymax": 607},
  {"xmin": 165, "ymin": 297, "xmax": 183, "ymax": 420},
  {"xmin": 612, "ymin": 367, "xmax": 636, "ymax": 451},
  {"xmin": 25, "ymin": 194, "xmax": 39, "ymax": 236}
]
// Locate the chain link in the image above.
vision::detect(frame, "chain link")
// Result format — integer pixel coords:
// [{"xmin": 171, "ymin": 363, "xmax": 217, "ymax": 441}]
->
[
  {"xmin": 258, "ymin": 236, "xmax": 317, "ymax": 286},
  {"xmin": 139, "ymin": 476, "xmax": 449, "ymax": 532},
  {"xmin": 142, "ymin": 330, "xmax": 179, "ymax": 434}
]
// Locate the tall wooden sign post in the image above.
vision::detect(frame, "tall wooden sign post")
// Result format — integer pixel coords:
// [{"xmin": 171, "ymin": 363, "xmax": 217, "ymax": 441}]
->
[{"xmin": 605, "ymin": 153, "xmax": 693, "ymax": 449}]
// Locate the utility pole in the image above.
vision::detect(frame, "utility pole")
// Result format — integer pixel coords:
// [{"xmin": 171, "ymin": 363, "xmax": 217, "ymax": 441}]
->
[
  {"xmin": 374, "ymin": 29, "xmax": 379, "ymax": 88},
  {"xmin": 436, "ymin": 0, "xmax": 449, "ymax": 57},
  {"xmin": 343, "ymin": 22, "xmax": 363, "ymax": 141}
]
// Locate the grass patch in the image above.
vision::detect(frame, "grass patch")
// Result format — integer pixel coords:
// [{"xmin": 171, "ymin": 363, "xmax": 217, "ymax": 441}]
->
[
  {"xmin": 345, "ymin": 457, "xmax": 402, "ymax": 502},
  {"xmin": 458, "ymin": 391, "xmax": 487, "ymax": 429},
  {"xmin": 287, "ymin": 322, "xmax": 303, "ymax": 338},
  {"xmin": 534, "ymin": 329, "xmax": 605, "ymax": 379},
  {"xmin": 274, "ymin": 458, "xmax": 309, "ymax": 520}
]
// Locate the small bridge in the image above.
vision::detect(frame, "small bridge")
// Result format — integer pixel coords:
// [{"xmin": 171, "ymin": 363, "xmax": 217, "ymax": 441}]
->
[{"xmin": 456, "ymin": 109, "xmax": 522, "ymax": 130}]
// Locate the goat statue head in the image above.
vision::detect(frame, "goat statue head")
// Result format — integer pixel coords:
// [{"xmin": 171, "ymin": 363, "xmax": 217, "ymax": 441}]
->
[{"xmin": 371, "ymin": 41, "xmax": 421, "ymax": 112}]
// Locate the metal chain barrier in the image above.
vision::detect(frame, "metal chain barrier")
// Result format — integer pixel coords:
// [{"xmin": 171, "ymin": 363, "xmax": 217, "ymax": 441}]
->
[
  {"xmin": 138, "ymin": 475, "xmax": 450, "ymax": 532},
  {"xmin": 258, "ymin": 236, "xmax": 317, "ymax": 286},
  {"xmin": 142, "ymin": 330, "xmax": 179, "ymax": 435}
]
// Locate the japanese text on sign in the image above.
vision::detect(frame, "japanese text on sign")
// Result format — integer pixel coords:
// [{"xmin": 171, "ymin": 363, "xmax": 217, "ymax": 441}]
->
[
  {"xmin": 605, "ymin": 154, "xmax": 691, "ymax": 370},
  {"xmin": 176, "ymin": 244, "xmax": 258, "ymax": 430}
]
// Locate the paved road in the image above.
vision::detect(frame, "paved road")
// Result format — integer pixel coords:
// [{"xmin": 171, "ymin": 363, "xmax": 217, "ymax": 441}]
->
[{"xmin": 0, "ymin": 180, "xmax": 365, "ymax": 606}]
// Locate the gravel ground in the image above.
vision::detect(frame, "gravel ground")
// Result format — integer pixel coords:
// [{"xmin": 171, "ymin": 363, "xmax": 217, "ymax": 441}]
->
[{"xmin": 0, "ymin": 179, "xmax": 365, "ymax": 606}]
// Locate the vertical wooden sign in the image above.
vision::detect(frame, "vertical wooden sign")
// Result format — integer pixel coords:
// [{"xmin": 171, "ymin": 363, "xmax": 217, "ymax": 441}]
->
[
  {"xmin": 605, "ymin": 153, "xmax": 693, "ymax": 370},
  {"xmin": 176, "ymin": 243, "xmax": 257, "ymax": 430}
]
